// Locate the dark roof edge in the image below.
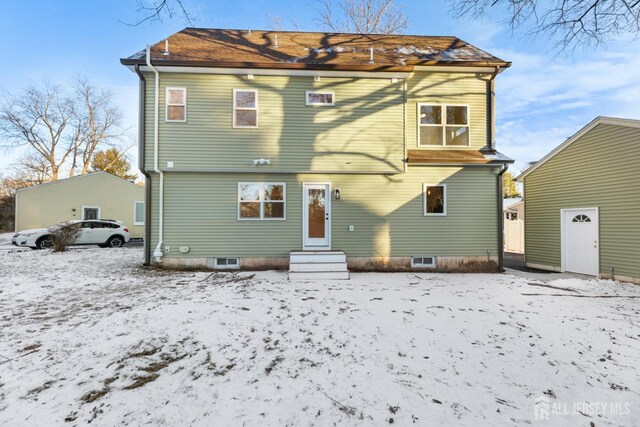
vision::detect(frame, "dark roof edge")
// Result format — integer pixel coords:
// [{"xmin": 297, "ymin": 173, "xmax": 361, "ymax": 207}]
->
[{"xmin": 120, "ymin": 58, "xmax": 510, "ymax": 71}]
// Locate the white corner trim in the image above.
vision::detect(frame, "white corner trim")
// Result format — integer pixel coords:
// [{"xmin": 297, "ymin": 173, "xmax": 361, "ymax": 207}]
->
[{"xmin": 517, "ymin": 116, "xmax": 640, "ymax": 181}]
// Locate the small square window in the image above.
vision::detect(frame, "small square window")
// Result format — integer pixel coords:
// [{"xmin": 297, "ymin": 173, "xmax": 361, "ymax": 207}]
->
[
  {"xmin": 424, "ymin": 184, "xmax": 446, "ymax": 216},
  {"xmin": 418, "ymin": 104, "xmax": 469, "ymax": 147},
  {"xmin": 306, "ymin": 91, "xmax": 335, "ymax": 106},
  {"xmin": 165, "ymin": 88, "xmax": 186, "ymax": 122}
]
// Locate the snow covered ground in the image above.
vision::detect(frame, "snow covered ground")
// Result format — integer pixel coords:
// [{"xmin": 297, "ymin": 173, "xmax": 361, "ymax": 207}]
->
[{"xmin": 0, "ymin": 247, "xmax": 638, "ymax": 426}]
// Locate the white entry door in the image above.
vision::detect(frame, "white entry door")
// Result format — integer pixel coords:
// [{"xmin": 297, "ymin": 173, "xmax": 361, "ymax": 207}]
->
[
  {"xmin": 562, "ymin": 208, "xmax": 599, "ymax": 276},
  {"xmin": 303, "ymin": 184, "xmax": 331, "ymax": 249}
]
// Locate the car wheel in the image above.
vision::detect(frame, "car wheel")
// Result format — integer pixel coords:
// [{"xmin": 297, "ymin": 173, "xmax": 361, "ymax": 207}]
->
[
  {"xmin": 36, "ymin": 236, "xmax": 53, "ymax": 250},
  {"xmin": 106, "ymin": 236, "xmax": 124, "ymax": 248}
]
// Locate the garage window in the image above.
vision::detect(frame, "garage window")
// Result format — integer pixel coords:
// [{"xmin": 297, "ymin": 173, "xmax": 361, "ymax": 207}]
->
[{"xmin": 134, "ymin": 201, "xmax": 144, "ymax": 225}]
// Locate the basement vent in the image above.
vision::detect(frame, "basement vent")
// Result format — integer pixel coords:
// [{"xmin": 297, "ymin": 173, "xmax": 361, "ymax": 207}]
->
[
  {"xmin": 412, "ymin": 256, "xmax": 436, "ymax": 268},
  {"xmin": 215, "ymin": 258, "xmax": 240, "ymax": 269}
]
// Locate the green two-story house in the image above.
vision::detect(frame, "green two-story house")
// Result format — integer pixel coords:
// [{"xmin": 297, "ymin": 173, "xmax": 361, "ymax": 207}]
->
[{"xmin": 121, "ymin": 28, "xmax": 512, "ymax": 278}]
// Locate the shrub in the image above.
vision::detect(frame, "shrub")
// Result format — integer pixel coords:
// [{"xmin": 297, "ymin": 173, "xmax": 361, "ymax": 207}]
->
[{"xmin": 48, "ymin": 222, "xmax": 81, "ymax": 252}]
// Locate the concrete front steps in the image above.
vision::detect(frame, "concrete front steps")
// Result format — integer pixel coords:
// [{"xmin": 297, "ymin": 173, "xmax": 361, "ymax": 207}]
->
[{"xmin": 288, "ymin": 250, "xmax": 350, "ymax": 280}]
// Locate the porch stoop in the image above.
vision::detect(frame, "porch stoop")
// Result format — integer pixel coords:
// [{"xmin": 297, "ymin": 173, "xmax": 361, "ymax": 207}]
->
[{"xmin": 288, "ymin": 250, "xmax": 350, "ymax": 280}]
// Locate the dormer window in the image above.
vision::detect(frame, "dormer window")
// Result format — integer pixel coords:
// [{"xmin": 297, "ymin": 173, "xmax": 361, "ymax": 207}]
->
[
  {"xmin": 418, "ymin": 104, "xmax": 469, "ymax": 146},
  {"xmin": 233, "ymin": 89, "xmax": 258, "ymax": 128}
]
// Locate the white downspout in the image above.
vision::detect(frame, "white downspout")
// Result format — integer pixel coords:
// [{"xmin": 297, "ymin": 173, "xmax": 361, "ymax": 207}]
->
[{"xmin": 146, "ymin": 46, "xmax": 164, "ymax": 262}]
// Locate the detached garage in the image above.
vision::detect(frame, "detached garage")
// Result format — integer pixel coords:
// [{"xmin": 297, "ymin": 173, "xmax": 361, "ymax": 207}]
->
[
  {"xmin": 15, "ymin": 172, "xmax": 145, "ymax": 239},
  {"xmin": 517, "ymin": 116, "xmax": 640, "ymax": 284}
]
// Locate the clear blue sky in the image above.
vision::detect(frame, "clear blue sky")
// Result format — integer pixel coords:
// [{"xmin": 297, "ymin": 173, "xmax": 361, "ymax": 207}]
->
[{"xmin": 2, "ymin": 0, "xmax": 639, "ymax": 174}]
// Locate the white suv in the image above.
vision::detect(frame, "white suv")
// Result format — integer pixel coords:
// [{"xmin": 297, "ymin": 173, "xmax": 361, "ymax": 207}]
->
[{"xmin": 12, "ymin": 220, "xmax": 131, "ymax": 250}]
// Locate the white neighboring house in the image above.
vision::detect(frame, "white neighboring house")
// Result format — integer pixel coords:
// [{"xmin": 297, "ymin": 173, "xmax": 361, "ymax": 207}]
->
[
  {"xmin": 503, "ymin": 198, "xmax": 524, "ymax": 253},
  {"xmin": 15, "ymin": 172, "xmax": 145, "ymax": 239}
]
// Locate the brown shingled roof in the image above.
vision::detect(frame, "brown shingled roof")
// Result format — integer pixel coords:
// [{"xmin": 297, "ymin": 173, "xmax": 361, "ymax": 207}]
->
[
  {"xmin": 121, "ymin": 28, "xmax": 510, "ymax": 71},
  {"xmin": 407, "ymin": 149, "xmax": 493, "ymax": 164}
]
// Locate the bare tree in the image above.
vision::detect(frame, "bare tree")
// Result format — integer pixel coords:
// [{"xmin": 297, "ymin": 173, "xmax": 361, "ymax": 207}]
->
[
  {"xmin": 0, "ymin": 78, "xmax": 127, "ymax": 180},
  {"xmin": 69, "ymin": 79, "xmax": 125, "ymax": 176},
  {"xmin": 49, "ymin": 222, "xmax": 81, "ymax": 252},
  {"xmin": 124, "ymin": 0, "xmax": 194, "ymax": 26},
  {"xmin": 317, "ymin": 0, "xmax": 409, "ymax": 34},
  {"xmin": 0, "ymin": 81, "xmax": 75, "ymax": 181},
  {"xmin": 449, "ymin": 0, "xmax": 640, "ymax": 50}
]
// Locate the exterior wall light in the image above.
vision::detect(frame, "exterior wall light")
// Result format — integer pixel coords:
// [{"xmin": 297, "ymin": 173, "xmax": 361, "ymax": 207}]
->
[{"xmin": 334, "ymin": 188, "xmax": 341, "ymax": 199}]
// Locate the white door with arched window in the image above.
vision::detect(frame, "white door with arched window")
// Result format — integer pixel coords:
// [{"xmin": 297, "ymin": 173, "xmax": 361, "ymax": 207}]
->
[{"xmin": 561, "ymin": 208, "xmax": 599, "ymax": 276}]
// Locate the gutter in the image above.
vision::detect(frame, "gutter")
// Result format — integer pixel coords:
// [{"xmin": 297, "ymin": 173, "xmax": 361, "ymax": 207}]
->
[
  {"xmin": 146, "ymin": 46, "xmax": 165, "ymax": 263},
  {"xmin": 120, "ymin": 58, "xmax": 512, "ymax": 72},
  {"xmin": 134, "ymin": 64, "xmax": 152, "ymax": 266},
  {"xmin": 497, "ymin": 164, "xmax": 509, "ymax": 271}
]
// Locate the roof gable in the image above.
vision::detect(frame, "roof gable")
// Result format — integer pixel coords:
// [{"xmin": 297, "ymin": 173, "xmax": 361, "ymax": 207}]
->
[
  {"xmin": 16, "ymin": 172, "xmax": 142, "ymax": 193},
  {"xmin": 517, "ymin": 116, "xmax": 640, "ymax": 181},
  {"xmin": 121, "ymin": 28, "xmax": 510, "ymax": 71}
]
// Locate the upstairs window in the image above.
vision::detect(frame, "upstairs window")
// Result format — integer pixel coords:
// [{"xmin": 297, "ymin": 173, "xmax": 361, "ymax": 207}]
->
[
  {"xmin": 238, "ymin": 183, "xmax": 285, "ymax": 220},
  {"xmin": 423, "ymin": 184, "xmax": 447, "ymax": 216},
  {"xmin": 166, "ymin": 88, "xmax": 186, "ymax": 122},
  {"xmin": 233, "ymin": 89, "xmax": 258, "ymax": 128},
  {"xmin": 306, "ymin": 91, "xmax": 335, "ymax": 106},
  {"xmin": 418, "ymin": 104, "xmax": 469, "ymax": 146}
]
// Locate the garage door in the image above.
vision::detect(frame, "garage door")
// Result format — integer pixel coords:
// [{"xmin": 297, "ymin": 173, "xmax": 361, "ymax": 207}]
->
[{"xmin": 562, "ymin": 208, "xmax": 599, "ymax": 276}]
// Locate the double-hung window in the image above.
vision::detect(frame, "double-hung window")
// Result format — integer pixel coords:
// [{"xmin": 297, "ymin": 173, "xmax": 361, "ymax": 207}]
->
[
  {"xmin": 166, "ymin": 87, "xmax": 186, "ymax": 122},
  {"xmin": 238, "ymin": 183, "xmax": 285, "ymax": 219},
  {"xmin": 418, "ymin": 104, "xmax": 469, "ymax": 146},
  {"xmin": 233, "ymin": 89, "xmax": 258, "ymax": 128},
  {"xmin": 423, "ymin": 184, "xmax": 447, "ymax": 216}
]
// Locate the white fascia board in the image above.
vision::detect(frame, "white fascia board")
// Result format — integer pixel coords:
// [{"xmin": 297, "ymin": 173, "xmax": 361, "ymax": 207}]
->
[
  {"xmin": 413, "ymin": 65, "xmax": 496, "ymax": 73},
  {"xmin": 133, "ymin": 65, "xmax": 412, "ymax": 80},
  {"xmin": 517, "ymin": 116, "xmax": 640, "ymax": 181}
]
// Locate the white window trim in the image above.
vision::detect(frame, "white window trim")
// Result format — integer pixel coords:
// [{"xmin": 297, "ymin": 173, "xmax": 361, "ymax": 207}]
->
[
  {"xmin": 233, "ymin": 89, "xmax": 259, "ymax": 128},
  {"xmin": 237, "ymin": 182, "xmax": 286, "ymax": 220},
  {"xmin": 417, "ymin": 103, "xmax": 470, "ymax": 147},
  {"xmin": 214, "ymin": 257, "xmax": 240, "ymax": 269},
  {"xmin": 305, "ymin": 90, "xmax": 336, "ymax": 106},
  {"xmin": 411, "ymin": 256, "xmax": 437, "ymax": 268},
  {"xmin": 81, "ymin": 205, "xmax": 101, "ymax": 220},
  {"xmin": 165, "ymin": 87, "xmax": 187, "ymax": 123},
  {"xmin": 133, "ymin": 201, "xmax": 144, "ymax": 225},
  {"xmin": 423, "ymin": 184, "xmax": 447, "ymax": 216}
]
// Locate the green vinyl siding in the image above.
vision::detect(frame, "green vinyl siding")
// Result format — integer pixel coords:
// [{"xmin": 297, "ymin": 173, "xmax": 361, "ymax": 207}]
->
[
  {"xmin": 146, "ymin": 166, "xmax": 500, "ymax": 259},
  {"xmin": 142, "ymin": 71, "xmax": 492, "ymax": 174},
  {"xmin": 524, "ymin": 124, "xmax": 640, "ymax": 279},
  {"xmin": 407, "ymin": 71, "xmax": 489, "ymax": 150},
  {"xmin": 144, "ymin": 73, "xmax": 405, "ymax": 173}
]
